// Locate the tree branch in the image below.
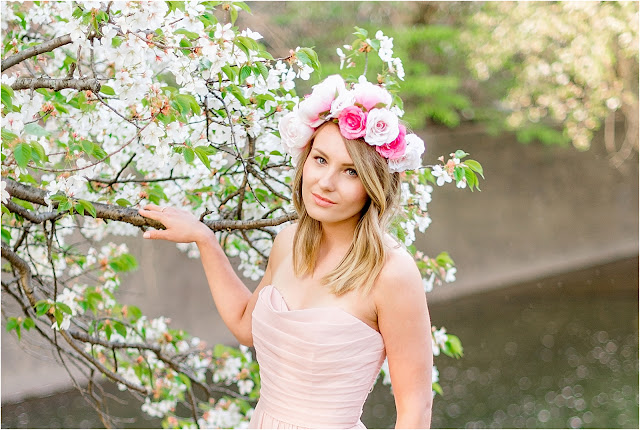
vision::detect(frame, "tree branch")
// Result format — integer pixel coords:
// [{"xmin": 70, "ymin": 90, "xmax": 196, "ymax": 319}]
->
[
  {"xmin": 3, "ymin": 177, "xmax": 298, "ymax": 231},
  {"xmin": 2, "ymin": 34, "xmax": 72, "ymax": 71},
  {"xmin": 11, "ymin": 77, "xmax": 101, "ymax": 93}
]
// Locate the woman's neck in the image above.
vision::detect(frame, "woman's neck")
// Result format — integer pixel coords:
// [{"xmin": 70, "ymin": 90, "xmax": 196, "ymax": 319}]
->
[{"xmin": 318, "ymin": 220, "xmax": 356, "ymax": 254}]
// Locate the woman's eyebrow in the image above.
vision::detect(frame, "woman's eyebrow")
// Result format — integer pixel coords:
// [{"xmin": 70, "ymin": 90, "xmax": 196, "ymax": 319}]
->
[{"xmin": 313, "ymin": 148, "xmax": 356, "ymax": 168}]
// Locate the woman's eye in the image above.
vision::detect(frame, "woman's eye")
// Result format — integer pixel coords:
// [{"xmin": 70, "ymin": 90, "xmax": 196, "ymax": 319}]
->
[
  {"xmin": 346, "ymin": 168, "xmax": 358, "ymax": 177},
  {"xmin": 314, "ymin": 156, "xmax": 327, "ymax": 165}
]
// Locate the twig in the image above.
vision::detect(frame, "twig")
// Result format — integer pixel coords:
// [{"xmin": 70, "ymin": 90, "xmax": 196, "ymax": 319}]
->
[
  {"xmin": 2, "ymin": 34, "xmax": 72, "ymax": 71},
  {"xmin": 11, "ymin": 76, "xmax": 101, "ymax": 93}
]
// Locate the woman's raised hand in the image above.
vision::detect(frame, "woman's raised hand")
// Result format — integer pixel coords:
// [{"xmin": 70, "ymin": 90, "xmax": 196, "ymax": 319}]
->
[{"xmin": 138, "ymin": 203, "xmax": 212, "ymax": 244}]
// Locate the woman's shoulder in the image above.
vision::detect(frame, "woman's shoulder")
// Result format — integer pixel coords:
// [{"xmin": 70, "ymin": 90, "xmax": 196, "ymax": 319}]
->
[
  {"xmin": 373, "ymin": 237, "xmax": 423, "ymax": 301},
  {"xmin": 274, "ymin": 222, "xmax": 297, "ymax": 247},
  {"xmin": 269, "ymin": 222, "xmax": 297, "ymax": 264}
]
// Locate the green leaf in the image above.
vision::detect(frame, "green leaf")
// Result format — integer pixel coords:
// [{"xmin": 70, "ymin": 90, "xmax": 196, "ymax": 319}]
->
[
  {"xmin": 109, "ymin": 253, "xmax": 138, "ymax": 272},
  {"xmin": 78, "ymin": 199, "xmax": 97, "ymax": 218},
  {"xmin": 22, "ymin": 317, "xmax": 35, "ymax": 330},
  {"xmin": 183, "ymin": 147, "xmax": 195, "ymax": 164},
  {"xmin": 174, "ymin": 28, "xmax": 200, "ymax": 39},
  {"xmin": 229, "ymin": 6, "xmax": 238, "ymax": 24},
  {"xmin": 435, "ymin": 251, "xmax": 454, "ymax": 267},
  {"xmin": 194, "ymin": 146, "xmax": 215, "ymax": 169},
  {"xmin": 432, "ymin": 382, "xmax": 443, "ymax": 395},
  {"xmin": 100, "ymin": 85, "xmax": 115, "ymax": 96},
  {"xmin": 105, "ymin": 323, "xmax": 112, "ymax": 340},
  {"xmin": 236, "ymin": 36, "xmax": 258, "ymax": 52},
  {"xmin": 13, "ymin": 143, "xmax": 32, "ymax": 168},
  {"xmin": 177, "ymin": 373, "xmax": 192, "ymax": 389},
  {"xmin": 239, "ymin": 65, "xmax": 252, "ymax": 84},
  {"xmin": 295, "ymin": 50, "xmax": 312, "ymax": 67},
  {"xmin": 30, "ymin": 141, "xmax": 47, "ymax": 163},
  {"xmin": 353, "ymin": 26, "xmax": 368, "ymax": 39},
  {"xmin": 454, "ymin": 150, "xmax": 469, "ymax": 159},
  {"xmin": 228, "ymin": 85, "xmax": 247, "ymax": 105},
  {"xmin": 1, "ymin": 84, "xmax": 14, "ymax": 109},
  {"xmin": 176, "ymin": 94, "xmax": 200, "ymax": 115},
  {"xmin": 116, "ymin": 198, "xmax": 131, "ymax": 207},
  {"xmin": 54, "ymin": 308, "xmax": 64, "ymax": 327},
  {"xmin": 58, "ymin": 198, "xmax": 72, "ymax": 213},
  {"xmin": 81, "ymin": 140, "xmax": 93, "ymax": 156},
  {"xmin": 232, "ymin": 1, "xmax": 251, "ymax": 13},
  {"xmin": 127, "ymin": 305, "xmax": 142, "ymax": 321},
  {"xmin": 24, "ymin": 123, "xmax": 50, "ymax": 137},
  {"xmin": 464, "ymin": 167, "xmax": 478, "ymax": 191},
  {"xmin": 221, "ymin": 65, "xmax": 236, "ymax": 82},
  {"xmin": 254, "ymin": 61, "xmax": 269, "ymax": 80},
  {"xmin": 444, "ymin": 334, "xmax": 464, "ymax": 358},
  {"xmin": 2, "ymin": 128, "xmax": 18, "ymax": 143},
  {"xmin": 35, "ymin": 300, "xmax": 51, "ymax": 316},
  {"xmin": 1, "ymin": 227, "xmax": 11, "ymax": 243},
  {"xmin": 74, "ymin": 202, "xmax": 85, "ymax": 215},
  {"xmin": 113, "ymin": 321, "xmax": 127, "ymax": 338},
  {"xmin": 257, "ymin": 50, "xmax": 274, "ymax": 61},
  {"xmin": 453, "ymin": 166, "xmax": 464, "ymax": 183},
  {"xmin": 464, "ymin": 159, "xmax": 484, "ymax": 178},
  {"xmin": 296, "ymin": 47, "xmax": 320, "ymax": 71},
  {"xmin": 56, "ymin": 302, "xmax": 72, "ymax": 315},
  {"xmin": 6, "ymin": 317, "xmax": 19, "ymax": 331}
]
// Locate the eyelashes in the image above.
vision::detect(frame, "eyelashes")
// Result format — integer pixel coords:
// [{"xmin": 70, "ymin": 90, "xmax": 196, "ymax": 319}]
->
[{"xmin": 313, "ymin": 156, "xmax": 358, "ymax": 177}]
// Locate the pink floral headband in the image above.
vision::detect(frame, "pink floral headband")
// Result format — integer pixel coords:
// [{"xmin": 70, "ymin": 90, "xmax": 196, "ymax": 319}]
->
[{"xmin": 278, "ymin": 75, "xmax": 425, "ymax": 173}]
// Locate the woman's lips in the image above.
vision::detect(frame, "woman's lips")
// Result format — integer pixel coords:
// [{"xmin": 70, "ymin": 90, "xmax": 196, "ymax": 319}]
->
[{"xmin": 312, "ymin": 193, "xmax": 336, "ymax": 207}]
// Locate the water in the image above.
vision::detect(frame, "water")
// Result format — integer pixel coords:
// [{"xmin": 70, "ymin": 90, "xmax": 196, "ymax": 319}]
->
[{"xmin": 2, "ymin": 257, "xmax": 638, "ymax": 429}]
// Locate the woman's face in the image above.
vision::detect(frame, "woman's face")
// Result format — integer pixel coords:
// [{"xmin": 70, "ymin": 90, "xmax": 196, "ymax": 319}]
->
[{"xmin": 301, "ymin": 123, "xmax": 369, "ymax": 228}]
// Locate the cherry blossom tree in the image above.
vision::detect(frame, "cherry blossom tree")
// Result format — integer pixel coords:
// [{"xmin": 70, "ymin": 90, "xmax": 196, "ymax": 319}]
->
[
  {"xmin": 1, "ymin": 2, "xmax": 481, "ymax": 427},
  {"xmin": 461, "ymin": 1, "xmax": 639, "ymax": 169}
]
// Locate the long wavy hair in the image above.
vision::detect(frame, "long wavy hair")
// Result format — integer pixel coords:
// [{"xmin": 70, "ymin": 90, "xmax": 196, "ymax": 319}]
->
[{"xmin": 291, "ymin": 122, "xmax": 403, "ymax": 296}]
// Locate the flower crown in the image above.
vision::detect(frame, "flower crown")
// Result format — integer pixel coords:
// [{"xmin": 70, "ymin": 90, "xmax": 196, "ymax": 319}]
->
[{"xmin": 278, "ymin": 75, "xmax": 425, "ymax": 173}]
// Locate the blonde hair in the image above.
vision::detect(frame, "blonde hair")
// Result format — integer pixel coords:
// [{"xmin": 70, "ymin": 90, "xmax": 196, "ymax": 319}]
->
[{"xmin": 291, "ymin": 122, "xmax": 402, "ymax": 296}]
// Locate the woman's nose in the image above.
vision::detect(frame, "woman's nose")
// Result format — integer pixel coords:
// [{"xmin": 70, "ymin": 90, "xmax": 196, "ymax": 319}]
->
[{"xmin": 317, "ymin": 169, "xmax": 336, "ymax": 191}]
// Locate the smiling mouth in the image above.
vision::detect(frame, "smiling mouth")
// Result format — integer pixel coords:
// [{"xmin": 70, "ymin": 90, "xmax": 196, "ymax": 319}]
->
[{"xmin": 312, "ymin": 193, "xmax": 336, "ymax": 206}]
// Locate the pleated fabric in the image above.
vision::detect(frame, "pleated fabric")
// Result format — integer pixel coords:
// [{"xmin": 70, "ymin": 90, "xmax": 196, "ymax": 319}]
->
[{"xmin": 248, "ymin": 284, "xmax": 386, "ymax": 429}]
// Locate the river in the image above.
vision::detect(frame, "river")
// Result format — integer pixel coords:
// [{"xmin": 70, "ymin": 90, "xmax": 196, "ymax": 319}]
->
[{"xmin": 2, "ymin": 256, "xmax": 637, "ymax": 429}]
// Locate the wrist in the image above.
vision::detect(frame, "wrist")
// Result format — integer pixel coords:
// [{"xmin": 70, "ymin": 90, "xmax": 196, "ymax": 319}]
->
[{"xmin": 195, "ymin": 224, "xmax": 216, "ymax": 247}]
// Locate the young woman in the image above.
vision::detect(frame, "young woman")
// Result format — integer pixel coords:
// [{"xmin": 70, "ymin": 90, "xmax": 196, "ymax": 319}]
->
[{"xmin": 138, "ymin": 76, "xmax": 433, "ymax": 429}]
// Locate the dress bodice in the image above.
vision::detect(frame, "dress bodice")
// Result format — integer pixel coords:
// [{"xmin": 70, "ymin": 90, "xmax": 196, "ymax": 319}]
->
[{"xmin": 249, "ymin": 284, "xmax": 386, "ymax": 429}]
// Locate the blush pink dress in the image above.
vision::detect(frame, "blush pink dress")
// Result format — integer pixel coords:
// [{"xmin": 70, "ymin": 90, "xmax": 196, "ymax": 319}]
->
[{"xmin": 248, "ymin": 284, "xmax": 386, "ymax": 429}]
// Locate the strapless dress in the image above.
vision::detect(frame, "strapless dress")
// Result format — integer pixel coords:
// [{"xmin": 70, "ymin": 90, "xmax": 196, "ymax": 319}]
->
[{"xmin": 248, "ymin": 284, "xmax": 386, "ymax": 429}]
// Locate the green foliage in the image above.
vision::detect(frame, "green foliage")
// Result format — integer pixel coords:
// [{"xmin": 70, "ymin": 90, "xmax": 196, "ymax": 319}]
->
[{"xmin": 108, "ymin": 253, "xmax": 138, "ymax": 273}]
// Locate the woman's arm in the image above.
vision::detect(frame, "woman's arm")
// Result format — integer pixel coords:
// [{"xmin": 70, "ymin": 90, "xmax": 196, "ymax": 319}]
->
[
  {"xmin": 374, "ymin": 250, "xmax": 433, "ymax": 429},
  {"xmin": 138, "ymin": 204, "xmax": 289, "ymax": 346}
]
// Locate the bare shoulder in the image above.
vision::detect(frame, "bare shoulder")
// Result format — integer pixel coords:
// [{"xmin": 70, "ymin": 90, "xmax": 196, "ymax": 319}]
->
[
  {"xmin": 373, "ymin": 239, "xmax": 424, "ymax": 307},
  {"xmin": 268, "ymin": 222, "xmax": 297, "ymax": 269}
]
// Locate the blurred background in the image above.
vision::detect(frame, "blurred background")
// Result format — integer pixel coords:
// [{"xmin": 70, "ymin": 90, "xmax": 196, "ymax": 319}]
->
[{"xmin": 2, "ymin": 2, "xmax": 638, "ymax": 429}]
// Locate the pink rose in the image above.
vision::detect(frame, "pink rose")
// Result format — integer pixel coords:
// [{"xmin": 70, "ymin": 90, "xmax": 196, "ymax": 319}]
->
[
  {"xmin": 338, "ymin": 106, "xmax": 367, "ymax": 139},
  {"xmin": 352, "ymin": 81, "xmax": 392, "ymax": 111},
  {"xmin": 298, "ymin": 75, "xmax": 345, "ymax": 127},
  {"xmin": 376, "ymin": 123, "xmax": 406, "ymax": 159},
  {"xmin": 364, "ymin": 108, "xmax": 399, "ymax": 146}
]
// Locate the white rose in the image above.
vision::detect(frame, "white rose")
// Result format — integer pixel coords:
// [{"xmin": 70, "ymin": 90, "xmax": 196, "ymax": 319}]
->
[
  {"xmin": 278, "ymin": 111, "xmax": 314, "ymax": 157},
  {"xmin": 388, "ymin": 134, "xmax": 425, "ymax": 173},
  {"xmin": 364, "ymin": 108, "xmax": 399, "ymax": 146}
]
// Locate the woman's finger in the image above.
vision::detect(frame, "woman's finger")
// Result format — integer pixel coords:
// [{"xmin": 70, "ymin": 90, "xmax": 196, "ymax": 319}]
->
[
  {"xmin": 143, "ymin": 229, "xmax": 166, "ymax": 240},
  {"xmin": 142, "ymin": 203, "xmax": 162, "ymax": 211},
  {"xmin": 138, "ymin": 207, "xmax": 161, "ymax": 220}
]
